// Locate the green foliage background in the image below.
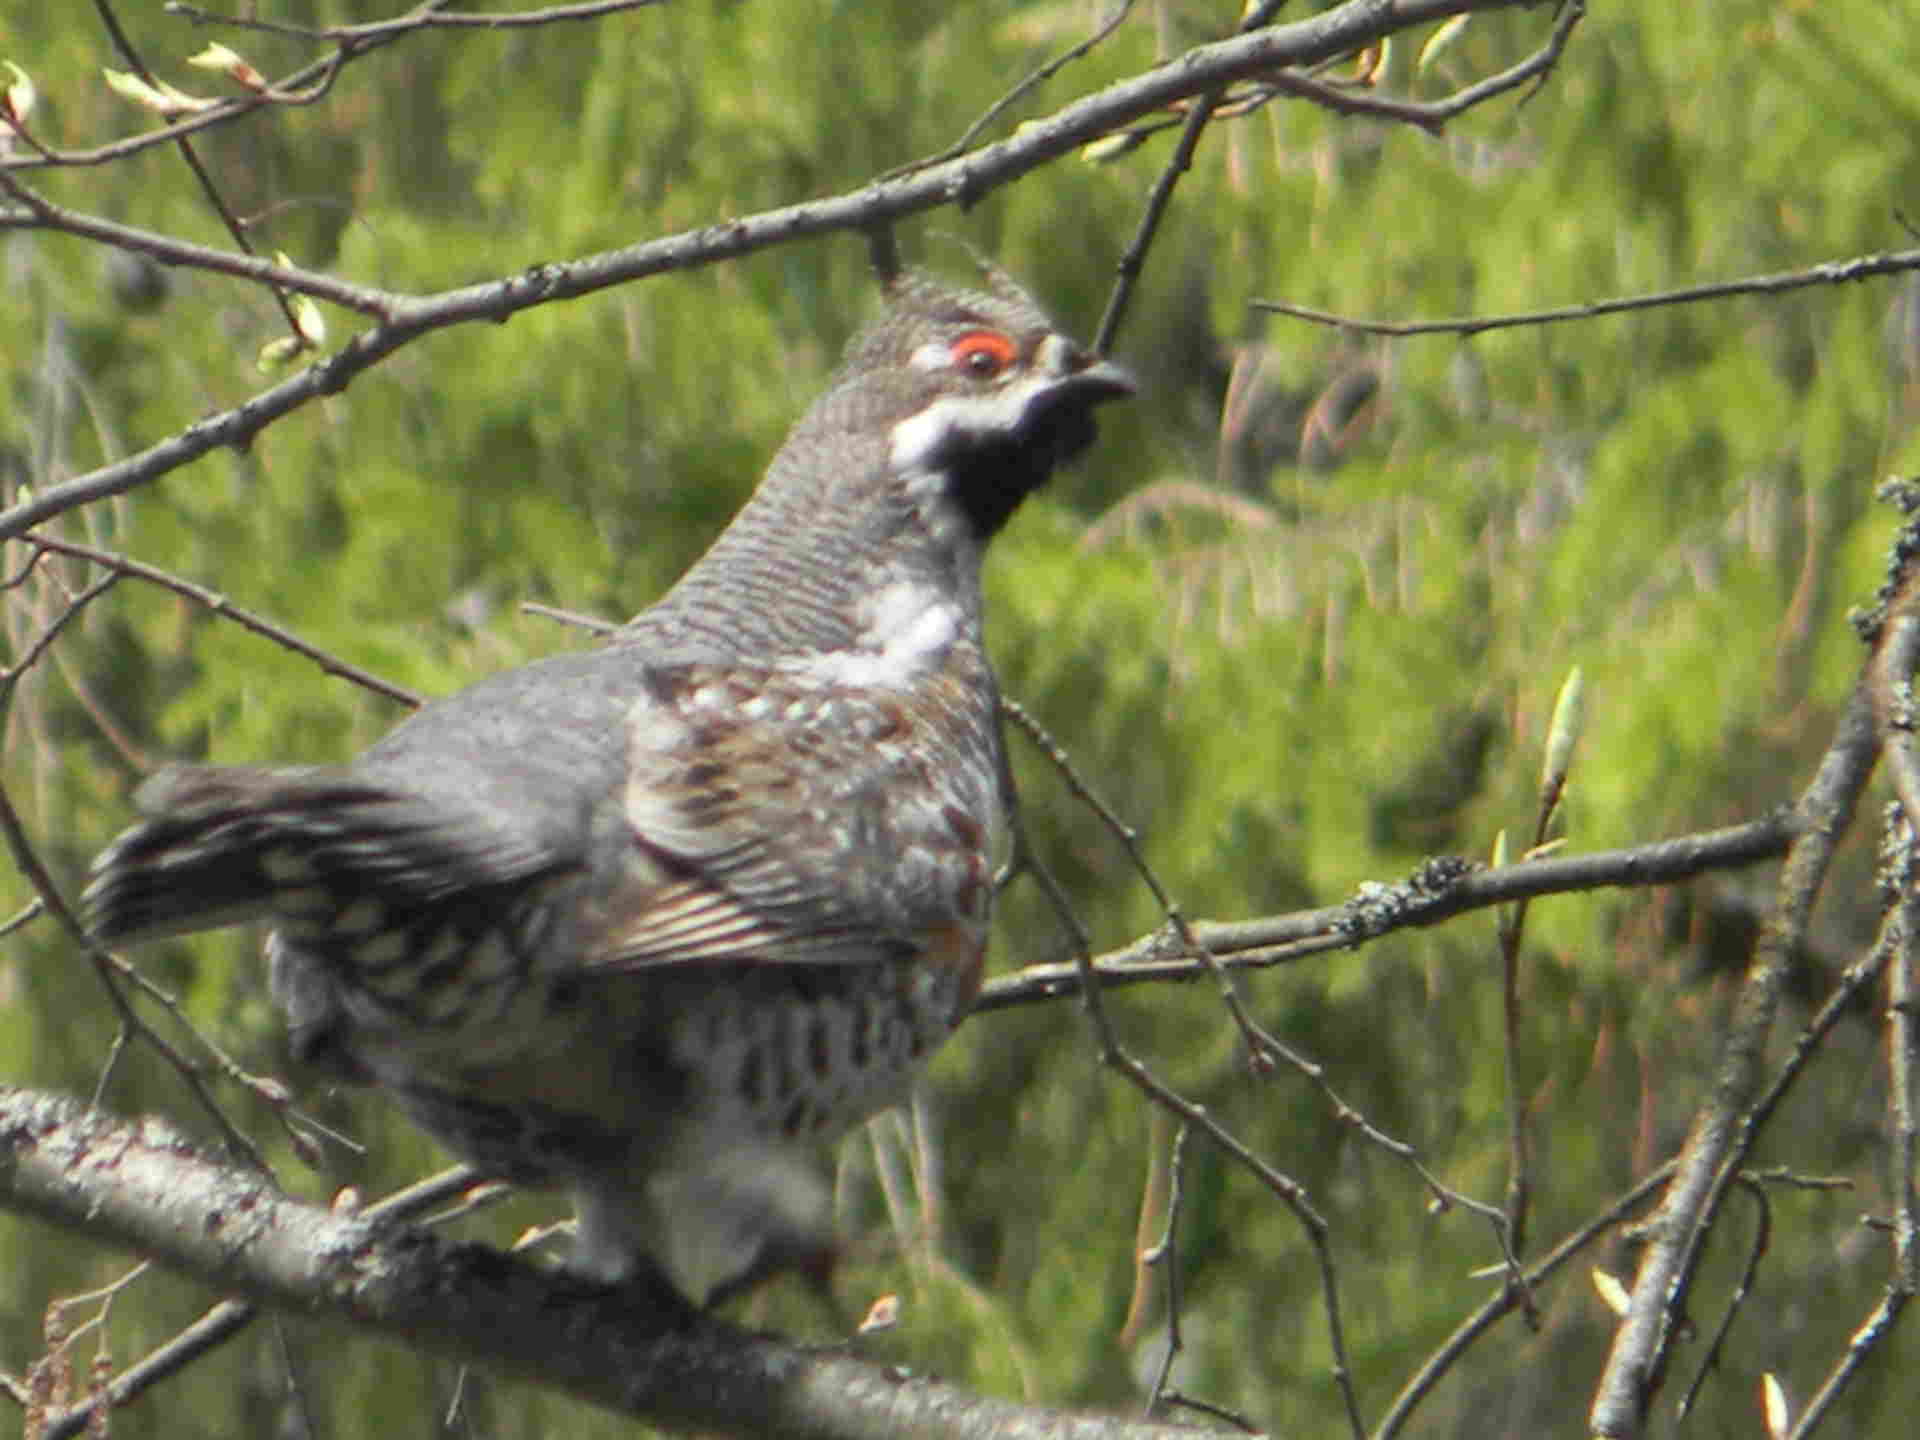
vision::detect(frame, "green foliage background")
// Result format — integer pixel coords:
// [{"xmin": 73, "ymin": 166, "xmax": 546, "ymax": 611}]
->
[{"xmin": 4, "ymin": 2, "xmax": 1918, "ymax": 1434}]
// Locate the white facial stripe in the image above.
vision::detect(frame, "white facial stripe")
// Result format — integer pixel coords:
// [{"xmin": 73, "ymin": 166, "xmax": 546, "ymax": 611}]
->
[
  {"xmin": 890, "ymin": 405, "xmax": 947, "ymax": 473},
  {"xmin": 888, "ymin": 371, "xmax": 1060, "ymax": 473}
]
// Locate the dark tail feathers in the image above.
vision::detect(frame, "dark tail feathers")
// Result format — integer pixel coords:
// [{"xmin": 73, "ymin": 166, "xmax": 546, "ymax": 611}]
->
[
  {"xmin": 83, "ymin": 764, "xmax": 560, "ymax": 949},
  {"xmin": 83, "ymin": 766, "xmax": 406, "ymax": 946}
]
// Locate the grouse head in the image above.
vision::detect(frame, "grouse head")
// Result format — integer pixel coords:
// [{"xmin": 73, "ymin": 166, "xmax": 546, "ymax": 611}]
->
[
  {"xmin": 645, "ymin": 271, "xmax": 1132, "ymax": 659},
  {"xmin": 737, "ymin": 274, "xmax": 1132, "ymax": 549}
]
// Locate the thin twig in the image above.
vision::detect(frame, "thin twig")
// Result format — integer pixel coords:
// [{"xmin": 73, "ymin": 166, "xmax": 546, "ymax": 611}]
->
[
  {"xmin": 1141, "ymin": 1121, "xmax": 1192, "ymax": 1418},
  {"xmin": 27, "ymin": 534, "xmax": 424, "ymax": 708},
  {"xmin": 0, "ymin": 3, "xmax": 1607, "ymax": 545},
  {"xmin": 162, "ymin": 0, "xmax": 660, "ymax": 39},
  {"xmin": 1001, "ymin": 697, "xmax": 1268, "ymax": 1063},
  {"xmin": 1786, "ymin": 1286, "xmax": 1911, "ymax": 1439},
  {"xmin": 0, "ymin": 574, "xmax": 120, "ymax": 702},
  {"xmin": 1495, "ymin": 868, "xmax": 1531, "ymax": 1265},
  {"xmin": 0, "ymin": 177, "xmax": 403, "ymax": 317},
  {"xmin": 1161, "ymin": 1389, "xmax": 1262, "ymax": 1434},
  {"xmin": 883, "ymin": 0, "xmax": 1140, "ymax": 180},
  {"xmin": 2, "ymin": 49, "xmax": 350, "ymax": 172},
  {"xmin": 1009, "ymin": 810, "xmax": 1368, "ymax": 1439},
  {"xmin": 0, "ymin": 776, "xmax": 273, "ymax": 1174},
  {"xmin": 520, "ymin": 600, "xmax": 620, "ymax": 636},
  {"xmin": 1674, "ymin": 1177, "xmax": 1771, "ymax": 1422},
  {"xmin": 382, "ymin": 1170, "xmax": 505, "ymax": 1228},
  {"xmin": 1770, "ymin": 790, "xmax": 1920, "ymax": 1435},
  {"xmin": 1878, "ymin": 614, "xmax": 1920, "ymax": 1299},
  {"xmin": 1491, "ymin": 672, "xmax": 1582, "ymax": 1286},
  {"xmin": 32, "ymin": 1164, "xmax": 493, "ymax": 1440},
  {"xmin": 1254, "ymin": 248, "xmax": 1920, "ymax": 338},
  {"xmin": 3, "ymin": 1, "xmax": 627, "ymax": 175},
  {"xmin": 90, "ymin": 0, "xmax": 304, "ymax": 339},
  {"xmin": 1374, "ymin": 1162, "xmax": 1677, "ymax": 1439},
  {"xmin": 1082, "ymin": 1, "xmax": 1583, "ymax": 194},
  {"xmin": 1253, "ymin": 0, "xmax": 1581, "ymax": 139},
  {"xmin": 1093, "ymin": 32, "xmax": 1222, "ymax": 356},
  {"xmin": 1745, "ymin": 913, "xmax": 1899, "ymax": 1186},
  {"xmin": 978, "ymin": 812, "xmax": 1799, "ymax": 1012},
  {"xmin": 0, "ymin": 564, "xmax": 306, "ymax": 1168},
  {"xmin": 1889, "ymin": 821, "xmax": 1920, "ymax": 1292},
  {"xmin": 1007, "ymin": 695, "xmax": 1525, "ymax": 1282},
  {"xmin": 1590, "ymin": 573, "xmax": 1891, "ymax": 1431},
  {"xmin": 0, "ymin": 899, "xmax": 44, "ymax": 939}
]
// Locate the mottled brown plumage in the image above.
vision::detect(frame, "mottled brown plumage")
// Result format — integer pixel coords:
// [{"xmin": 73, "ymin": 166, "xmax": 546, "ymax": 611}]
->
[{"xmin": 83, "ymin": 273, "xmax": 1130, "ymax": 1308}]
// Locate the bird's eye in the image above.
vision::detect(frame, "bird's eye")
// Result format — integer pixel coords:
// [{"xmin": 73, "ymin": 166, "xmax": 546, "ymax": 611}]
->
[{"xmin": 950, "ymin": 330, "xmax": 1017, "ymax": 380}]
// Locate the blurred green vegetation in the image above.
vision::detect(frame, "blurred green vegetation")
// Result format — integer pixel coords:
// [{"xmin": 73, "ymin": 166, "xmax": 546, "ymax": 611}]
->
[{"xmin": 4, "ymin": 1, "xmax": 1918, "ymax": 1435}]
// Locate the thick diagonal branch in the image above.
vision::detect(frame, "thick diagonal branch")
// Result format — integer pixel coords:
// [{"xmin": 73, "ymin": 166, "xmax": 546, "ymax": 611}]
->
[{"xmin": 0, "ymin": 1088, "xmax": 1210, "ymax": 1440}]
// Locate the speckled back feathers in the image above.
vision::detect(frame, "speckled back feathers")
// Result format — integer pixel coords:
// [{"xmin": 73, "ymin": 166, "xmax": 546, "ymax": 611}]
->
[{"xmin": 82, "ymin": 271, "xmax": 1130, "ymax": 1307}]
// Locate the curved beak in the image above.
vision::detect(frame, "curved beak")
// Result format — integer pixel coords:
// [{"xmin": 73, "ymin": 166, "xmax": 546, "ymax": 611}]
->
[
  {"xmin": 1064, "ymin": 355, "xmax": 1136, "ymax": 403},
  {"xmin": 1035, "ymin": 332, "xmax": 1135, "ymax": 405}
]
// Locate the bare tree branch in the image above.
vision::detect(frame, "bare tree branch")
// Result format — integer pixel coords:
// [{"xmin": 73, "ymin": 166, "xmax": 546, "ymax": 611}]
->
[
  {"xmin": 2, "ymin": 3, "xmax": 664, "ymax": 174},
  {"xmin": 977, "ymin": 813, "xmax": 1798, "ymax": 1011},
  {"xmin": 887, "ymin": 0, "xmax": 1140, "ymax": 175},
  {"xmin": 88, "ymin": 0, "xmax": 308, "ymax": 339},
  {"xmin": 1253, "ymin": 248, "xmax": 1920, "ymax": 338},
  {"xmin": 1003, "ymin": 790, "xmax": 1367, "ymax": 1437},
  {"xmin": 163, "ymin": 0, "xmax": 665, "ymax": 40},
  {"xmin": 1374, "ymin": 1161, "xmax": 1677, "ymax": 1439},
  {"xmin": 0, "ymin": 0, "xmax": 1554, "ymax": 544},
  {"xmin": 28, "ymin": 1166, "xmax": 487, "ymax": 1440},
  {"xmin": 1, "ymin": 1, "xmax": 428, "ymax": 171},
  {"xmin": 0, "ymin": 1088, "xmax": 1218, "ymax": 1440},
  {"xmin": 10, "ymin": 1, "xmax": 1899, "ymax": 1432},
  {"xmin": 24, "ymin": 535, "xmax": 424, "ymax": 709},
  {"xmin": 1589, "ymin": 577, "xmax": 1896, "ymax": 1433},
  {"xmin": 1251, "ymin": 0, "xmax": 1584, "ymax": 138}
]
